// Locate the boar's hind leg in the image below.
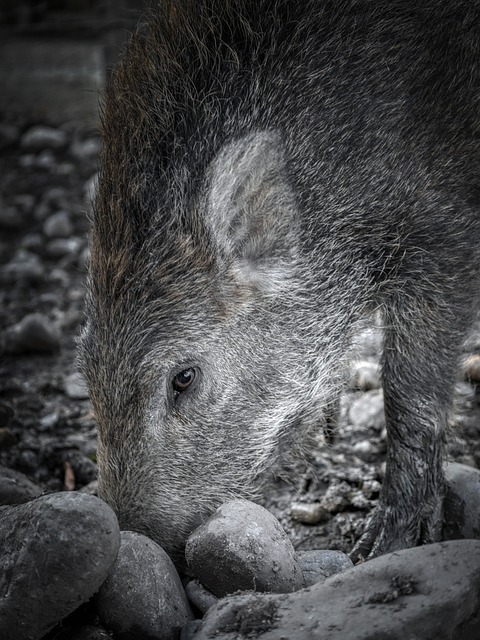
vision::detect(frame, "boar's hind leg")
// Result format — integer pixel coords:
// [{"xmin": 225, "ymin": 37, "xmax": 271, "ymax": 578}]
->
[{"xmin": 351, "ymin": 295, "xmax": 470, "ymax": 562}]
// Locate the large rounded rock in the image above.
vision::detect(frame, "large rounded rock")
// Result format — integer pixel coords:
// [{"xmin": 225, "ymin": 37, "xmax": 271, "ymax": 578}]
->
[
  {"xmin": 95, "ymin": 531, "xmax": 194, "ymax": 640},
  {"xmin": 0, "ymin": 492, "xmax": 120, "ymax": 640},
  {"xmin": 185, "ymin": 499, "xmax": 305, "ymax": 598},
  {"xmin": 189, "ymin": 540, "xmax": 480, "ymax": 640}
]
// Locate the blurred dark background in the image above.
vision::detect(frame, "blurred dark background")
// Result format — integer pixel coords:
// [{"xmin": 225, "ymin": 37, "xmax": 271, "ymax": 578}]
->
[{"xmin": 0, "ymin": 0, "xmax": 149, "ymax": 124}]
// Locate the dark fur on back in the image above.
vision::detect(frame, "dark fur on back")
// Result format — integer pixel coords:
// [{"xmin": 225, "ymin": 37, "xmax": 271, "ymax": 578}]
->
[{"xmin": 92, "ymin": 0, "xmax": 480, "ymax": 304}]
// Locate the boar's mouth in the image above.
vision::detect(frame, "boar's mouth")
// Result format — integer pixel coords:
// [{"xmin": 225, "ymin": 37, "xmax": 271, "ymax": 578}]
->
[{"xmin": 115, "ymin": 504, "xmax": 207, "ymax": 572}]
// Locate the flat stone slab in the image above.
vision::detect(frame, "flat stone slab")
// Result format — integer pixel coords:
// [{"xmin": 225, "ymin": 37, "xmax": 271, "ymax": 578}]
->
[{"xmin": 189, "ymin": 540, "xmax": 480, "ymax": 640}]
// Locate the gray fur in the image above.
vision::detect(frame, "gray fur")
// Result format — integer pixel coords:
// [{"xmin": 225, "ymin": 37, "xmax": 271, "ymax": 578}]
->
[{"xmin": 80, "ymin": 0, "xmax": 480, "ymax": 566}]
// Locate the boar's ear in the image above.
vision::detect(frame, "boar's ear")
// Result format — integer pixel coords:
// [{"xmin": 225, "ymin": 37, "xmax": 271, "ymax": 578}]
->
[{"xmin": 204, "ymin": 131, "xmax": 299, "ymax": 294}]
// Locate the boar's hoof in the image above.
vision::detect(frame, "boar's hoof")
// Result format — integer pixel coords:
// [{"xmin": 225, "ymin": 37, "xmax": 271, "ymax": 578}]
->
[{"xmin": 350, "ymin": 501, "xmax": 443, "ymax": 563}]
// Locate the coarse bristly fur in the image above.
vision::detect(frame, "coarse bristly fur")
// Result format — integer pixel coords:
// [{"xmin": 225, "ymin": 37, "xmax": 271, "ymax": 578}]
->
[{"xmin": 79, "ymin": 0, "xmax": 480, "ymax": 567}]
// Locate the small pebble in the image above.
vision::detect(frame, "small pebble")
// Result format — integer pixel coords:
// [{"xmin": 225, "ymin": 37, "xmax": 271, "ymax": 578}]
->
[
  {"xmin": 0, "ymin": 465, "xmax": 43, "ymax": 506},
  {"xmin": 18, "ymin": 154, "xmax": 36, "ymax": 168},
  {"xmin": 45, "ymin": 237, "xmax": 82, "ymax": 259},
  {"xmin": 95, "ymin": 531, "xmax": 194, "ymax": 640},
  {"xmin": 39, "ymin": 411, "xmax": 60, "ymax": 431},
  {"xmin": 2, "ymin": 250, "xmax": 45, "ymax": 283},
  {"xmin": 185, "ymin": 580, "xmax": 219, "ymax": 615},
  {"xmin": 43, "ymin": 211, "xmax": 74, "ymax": 239},
  {"xmin": 4, "ymin": 313, "xmax": 60, "ymax": 354},
  {"xmin": 56, "ymin": 161, "xmax": 75, "ymax": 175},
  {"xmin": 320, "ymin": 481, "xmax": 354, "ymax": 513},
  {"xmin": 21, "ymin": 125, "xmax": 67, "ymax": 151},
  {"xmin": 348, "ymin": 389, "xmax": 385, "ymax": 433},
  {"xmin": 35, "ymin": 150, "xmax": 56, "ymax": 170},
  {"xmin": 21, "ymin": 232, "xmax": 44, "ymax": 252},
  {"xmin": 185, "ymin": 499, "xmax": 305, "ymax": 598},
  {"xmin": 361, "ymin": 479, "xmax": 381, "ymax": 499},
  {"xmin": 350, "ymin": 360, "xmax": 381, "ymax": 391},
  {"xmin": 290, "ymin": 501, "xmax": 328, "ymax": 524},
  {"xmin": 42, "ymin": 186, "xmax": 69, "ymax": 209},
  {"xmin": 352, "ymin": 439, "xmax": 377, "ymax": 461},
  {"xmin": 11, "ymin": 194, "xmax": 35, "ymax": 214},
  {"xmin": 352, "ymin": 322, "xmax": 383, "ymax": 359},
  {"xmin": 50, "ymin": 268, "xmax": 71, "ymax": 286},
  {"xmin": 79, "ymin": 480, "xmax": 99, "ymax": 496},
  {"xmin": 34, "ymin": 198, "xmax": 52, "ymax": 221},
  {"xmin": 70, "ymin": 137, "xmax": 100, "ymax": 161},
  {"xmin": 0, "ymin": 204, "xmax": 23, "ymax": 229}
]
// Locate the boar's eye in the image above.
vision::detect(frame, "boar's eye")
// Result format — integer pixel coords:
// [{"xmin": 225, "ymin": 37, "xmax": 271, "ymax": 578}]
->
[{"xmin": 172, "ymin": 368, "xmax": 196, "ymax": 396}]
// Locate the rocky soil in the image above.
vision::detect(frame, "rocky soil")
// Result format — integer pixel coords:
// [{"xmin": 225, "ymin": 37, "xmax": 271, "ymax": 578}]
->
[{"xmin": 1, "ymin": 114, "xmax": 480, "ymax": 639}]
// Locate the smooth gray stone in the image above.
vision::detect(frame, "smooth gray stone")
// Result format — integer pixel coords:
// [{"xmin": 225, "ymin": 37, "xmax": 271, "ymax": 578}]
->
[
  {"xmin": 290, "ymin": 501, "xmax": 328, "ymax": 525},
  {"xmin": 0, "ymin": 204, "xmax": 23, "ymax": 230},
  {"xmin": 185, "ymin": 580, "xmax": 219, "ymax": 615},
  {"xmin": 95, "ymin": 531, "xmax": 194, "ymax": 640},
  {"xmin": 21, "ymin": 125, "xmax": 67, "ymax": 151},
  {"xmin": 0, "ymin": 466, "xmax": 43, "ymax": 506},
  {"xmin": 190, "ymin": 540, "xmax": 480, "ymax": 640},
  {"xmin": 185, "ymin": 499, "xmax": 305, "ymax": 598},
  {"xmin": 444, "ymin": 462, "xmax": 480, "ymax": 540},
  {"xmin": 349, "ymin": 360, "xmax": 381, "ymax": 391},
  {"xmin": 347, "ymin": 388, "xmax": 385, "ymax": 433},
  {"xmin": 296, "ymin": 549, "xmax": 353, "ymax": 586},
  {"xmin": 1, "ymin": 250, "xmax": 45, "ymax": 283},
  {"xmin": 4, "ymin": 313, "xmax": 60, "ymax": 353},
  {"xmin": 43, "ymin": 211, "xmax": 73, "ymax": 239},
  {"xmin": 0, "ymin": 492, "xmax": 120, "ymax": 640}
]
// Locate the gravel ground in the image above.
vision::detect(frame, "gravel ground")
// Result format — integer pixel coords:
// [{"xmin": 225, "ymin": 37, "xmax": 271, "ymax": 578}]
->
[
  {"xmin": 1, "ymin": 113, "xmax": 480, "ymax": 638},
  {"xmin": 0, "ymin": 115, "xmax": 98, "ymax": 497}
]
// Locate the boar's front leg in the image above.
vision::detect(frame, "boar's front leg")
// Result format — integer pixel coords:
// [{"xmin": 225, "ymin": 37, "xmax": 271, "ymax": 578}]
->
[{"xmin": 351, "ymin": 296, "xmax": 468, "ymax": 562}]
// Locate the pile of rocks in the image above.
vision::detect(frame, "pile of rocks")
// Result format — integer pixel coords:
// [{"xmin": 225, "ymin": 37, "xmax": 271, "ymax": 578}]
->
[{"xmin": 1, "ymin": 461, "xmax": 480, "ymax": 639}]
